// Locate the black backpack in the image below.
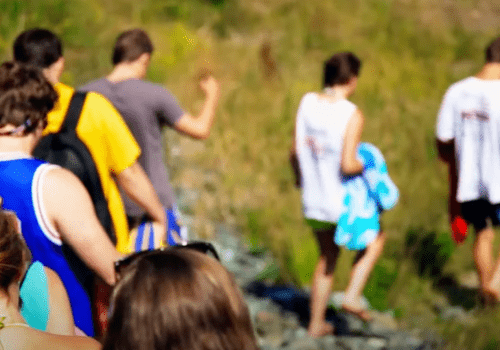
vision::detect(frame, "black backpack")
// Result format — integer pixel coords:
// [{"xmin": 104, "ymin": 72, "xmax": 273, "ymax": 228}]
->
[{"xmin": 33, "ymin": 91, "xmax": 116, "ymax": 244}]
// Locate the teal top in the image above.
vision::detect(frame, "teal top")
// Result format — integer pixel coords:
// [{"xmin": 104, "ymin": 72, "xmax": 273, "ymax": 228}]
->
[{"xmin": 20, "ymin": 261, "xmax": 49, "ymax": 331}]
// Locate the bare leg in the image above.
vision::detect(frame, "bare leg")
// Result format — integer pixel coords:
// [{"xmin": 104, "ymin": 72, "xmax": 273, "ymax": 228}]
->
[
  {"xmin": 482, "ymin": 227, "xmax": 500, "ymax": 300},
  {"xmin": 308, "ymin": 228, "xmax": 340, "ymax": 337},
  {"xmin": 342, "ymin": 231, "xmax": 386, "ymax": 315},
  {"xmin": 474, "ymin": 227, "xmax": 494, "ymax": 293}
]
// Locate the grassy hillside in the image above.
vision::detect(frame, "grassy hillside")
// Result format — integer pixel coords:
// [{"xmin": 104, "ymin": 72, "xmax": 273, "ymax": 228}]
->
[{"xmin": 5, "ymin": 0, "xmax": 500, "ymax": 348}]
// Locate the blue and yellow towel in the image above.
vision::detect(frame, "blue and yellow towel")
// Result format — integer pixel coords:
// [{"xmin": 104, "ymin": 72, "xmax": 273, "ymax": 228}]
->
[
  {"xmin": 335, "ymin": 143, "xmax": 398, "ymax": 250},
  {"xmin": 128, "ymin": 208, "xmax": 186, "ymax": 252}
]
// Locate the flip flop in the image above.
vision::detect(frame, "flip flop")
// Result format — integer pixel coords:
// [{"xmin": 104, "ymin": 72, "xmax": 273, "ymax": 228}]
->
[{"xmin": 341, "ymin": 305, "xmax": 372, "ymax": 322}]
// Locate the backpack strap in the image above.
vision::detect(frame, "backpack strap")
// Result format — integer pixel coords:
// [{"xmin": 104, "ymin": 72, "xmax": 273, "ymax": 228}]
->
[{"xmin": 60, "ymin": 91, "xmax": 87, "ymax": 133}]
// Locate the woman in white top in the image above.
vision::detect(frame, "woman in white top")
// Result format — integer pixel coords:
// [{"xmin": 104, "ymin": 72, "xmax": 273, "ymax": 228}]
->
[
  {"xmin": 0, "ymin": 206, "xmax": 99, "ymax": 350},
  {"xmin": 293, "ymin": 52, "xmax": 386, "ymax": 337}
]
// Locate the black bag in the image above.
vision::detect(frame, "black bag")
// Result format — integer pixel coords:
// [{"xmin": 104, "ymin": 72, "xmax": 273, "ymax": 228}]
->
[{"xmin": 33, "ymin": 91, "xmax": 116, "ymax": 244}]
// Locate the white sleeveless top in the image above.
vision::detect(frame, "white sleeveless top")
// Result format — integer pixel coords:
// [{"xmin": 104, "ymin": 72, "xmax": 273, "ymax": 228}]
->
[{"xmin": 295, "ymin": 92, "xmax": 357, "ymax": 223}]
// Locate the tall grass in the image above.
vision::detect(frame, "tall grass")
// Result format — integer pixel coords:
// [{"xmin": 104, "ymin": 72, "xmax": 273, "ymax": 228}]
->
[{"xmin": 5, "ymin": 0, "xmax": 500, "ymax": 347}]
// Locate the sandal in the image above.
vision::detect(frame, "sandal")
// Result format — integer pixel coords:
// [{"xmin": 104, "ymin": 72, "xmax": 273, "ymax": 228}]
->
[{"xmin": 341, "ymin": 305, "xmax": 372, "ymax": 322}]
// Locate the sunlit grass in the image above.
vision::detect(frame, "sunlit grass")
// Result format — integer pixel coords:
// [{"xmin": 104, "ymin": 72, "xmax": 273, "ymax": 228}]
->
[{"xmin": 6, "ymin": 0, "xmax": 500, "ymax": 347}]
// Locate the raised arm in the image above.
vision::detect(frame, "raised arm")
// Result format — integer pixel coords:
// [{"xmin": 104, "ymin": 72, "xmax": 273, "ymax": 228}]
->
[
  {"xmin": 43, "ymin": 167, "xmax": 123, "ymax": 286},
  {"xmin": 174, "ymin": 76, "xmax": 220, "ymax": 139},
  {"xmin": 341, "ymin": 109, "xmax": 365, "ymax": 175}
]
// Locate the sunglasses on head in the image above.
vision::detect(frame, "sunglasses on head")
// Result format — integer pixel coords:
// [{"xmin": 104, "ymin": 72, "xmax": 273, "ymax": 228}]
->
[
  {"xmin": 114, "ymin": 241, "xmax": 220, "ymax": 279},
  {"xmin": 0, "ymin": 118, "xmax": 46, "ymax": 136}
]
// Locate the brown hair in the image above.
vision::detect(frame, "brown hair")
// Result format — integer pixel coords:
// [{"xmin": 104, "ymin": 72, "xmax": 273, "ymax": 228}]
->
[
  {"xmin": 112, "ymin": 29, "xmax": 154, "ymax": 65},
  {"xmin": 0, "ymin": 208, "xmax": 31, "ymax": 293},
  {"xmin": 0, "ymin": 61, "xmax": 57, "ymax": 131},
  {"xmin": 13, "ymin": 28, "xmax": 63, "ymax": 69},
  {"xmin": 103, "ymin": 249, "xmax": 259, "ymax": 350},
  {"xmin": 323, "ymin": 52, "xmax": 361, "ymax": 88}
]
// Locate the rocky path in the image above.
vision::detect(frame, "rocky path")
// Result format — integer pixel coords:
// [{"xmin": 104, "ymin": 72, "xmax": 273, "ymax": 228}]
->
[
  {"xmin": 188, "ymin": 221, "xmax": 443, "ymax": 350},
  {"xmin": 168, "ymin": 134, "xmax": 444, "ymax": 349}
]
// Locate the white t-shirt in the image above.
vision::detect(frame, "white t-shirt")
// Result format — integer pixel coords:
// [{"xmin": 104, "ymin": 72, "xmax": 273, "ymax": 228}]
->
[
  {"xmin": 436, "ymin": 76, "xmax": 500, "ymax": 203},
  {"xmin": 296, "ymin": 92, "xmax": 357, "ymax": 222}
]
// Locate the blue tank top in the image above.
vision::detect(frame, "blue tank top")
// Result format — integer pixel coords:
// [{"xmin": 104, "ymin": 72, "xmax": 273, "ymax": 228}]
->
[{"xmin": 0, "ymin": 155, "xmax": 94, "ymax": 336}]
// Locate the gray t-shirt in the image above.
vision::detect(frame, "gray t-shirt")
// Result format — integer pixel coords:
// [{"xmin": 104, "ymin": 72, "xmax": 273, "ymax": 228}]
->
[{"xmin": 80, "ymin": 78, "xmax": 184, "ymax": 217}]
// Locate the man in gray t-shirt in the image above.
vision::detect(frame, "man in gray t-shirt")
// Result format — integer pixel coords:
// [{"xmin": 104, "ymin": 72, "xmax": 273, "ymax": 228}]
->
[{"xmin": 80, "ymin": 29, "xmax": 220, "ymax": 228}]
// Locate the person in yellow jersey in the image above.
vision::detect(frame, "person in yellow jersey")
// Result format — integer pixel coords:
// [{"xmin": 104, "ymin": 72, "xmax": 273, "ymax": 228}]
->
[{"xmin": 13, "ymin": 28, "xmax": 166, "ymax": 253}]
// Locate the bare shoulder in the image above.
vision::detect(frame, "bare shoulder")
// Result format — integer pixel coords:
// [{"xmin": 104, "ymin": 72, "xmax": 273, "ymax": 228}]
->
[
  {"xmin": 0, "ymin": 326, "xmax": 100, "ymax": 350},
  {"xmin": 43, "ymin": 267, "xmax": 65, "ymax": 292},
  {"xmin": 43, "ymin": 166, "xmax": 84, "ymax": 191},
  {"xmin": 0, "ymin": 326, "xmax": 30, "ymax": 349},
  {"xmin": 41, "ymin": 166, "xmax": 91, "ymax": 222}
]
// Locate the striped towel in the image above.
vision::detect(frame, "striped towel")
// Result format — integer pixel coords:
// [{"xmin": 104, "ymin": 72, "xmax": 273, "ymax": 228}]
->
[{"xmin": 127, "ymin": 208, "xmax": 187, "ymax": 253}]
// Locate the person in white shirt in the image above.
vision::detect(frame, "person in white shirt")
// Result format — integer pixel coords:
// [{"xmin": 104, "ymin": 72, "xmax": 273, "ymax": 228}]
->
[
  {"xmin": 293, "ymin": 52, "xmax": 386, "ymax": 337},
  {"xmin": 436, "ymin": 36, "xmax": 500, "ymax": 303}
]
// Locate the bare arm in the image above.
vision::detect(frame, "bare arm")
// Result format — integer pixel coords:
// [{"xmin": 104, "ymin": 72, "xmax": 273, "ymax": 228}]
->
[
  {"xmin": 341, "ymin": 109, "xmax": 364, "ymax": 175},
  {"xmin": 290, "ymin": 120, "xmax": 302, "ymax": 188},
  {"xmin": 44, "ymin": 267, "xmax": 75, "ymax": 336},
  {"xmin": 114, "ymin": 161, "xmax": 166, "ymax": 229},
  {"xmin": 174, "ymin": 76, "xmax": 220, "ymax": 139},
  {"xmin": 44, "ymin": 167, "xmax": 123, "ymax": 286}
]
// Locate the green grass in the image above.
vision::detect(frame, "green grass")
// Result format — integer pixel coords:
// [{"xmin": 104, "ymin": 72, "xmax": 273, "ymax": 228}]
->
[{"xmin": 5, "ymin": 0, "xmax": 500, "ymax": 347}]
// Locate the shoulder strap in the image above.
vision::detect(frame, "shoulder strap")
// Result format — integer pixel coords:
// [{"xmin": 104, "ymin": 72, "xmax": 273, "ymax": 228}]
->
[{"xmin": 60, "ymin": 91, "xmax": 87, "ymax": 133}]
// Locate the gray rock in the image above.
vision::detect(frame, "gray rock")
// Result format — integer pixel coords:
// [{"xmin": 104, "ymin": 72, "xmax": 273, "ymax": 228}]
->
[
  {"xmin": 386, "ymin": 332, "xmax": 424, "ymax": 349},
  {"xmin": 440, "ymin": 306, "xmax": 476, "ymax": 325},
  {"xmin": 282, "ymin": 335, "xmax": 322, "ymax": 350},
  {"xmin": 172, "ymin": 183, "xmax": 443, "ymax": 350},
  {"xmin": 363, "ymin": 337, "xmax": 388, "ymax": 350},
  {"xmin": 368, "ymin": 311, "xmax": 399, "ymax": 333},
  {"xmin": 336, "ymin": 336, "xmax": 365, "ymax": 350}
]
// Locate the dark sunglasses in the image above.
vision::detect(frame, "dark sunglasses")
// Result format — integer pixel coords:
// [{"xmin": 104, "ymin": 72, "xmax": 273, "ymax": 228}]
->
[{"xmin": 114, "ymin": 241, "xmax": 220, "ymax": 278}]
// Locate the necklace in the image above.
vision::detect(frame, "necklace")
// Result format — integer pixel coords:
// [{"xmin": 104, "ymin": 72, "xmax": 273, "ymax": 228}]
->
[{"xmin": 0, "ymin": 317, "xmax": 28, "ymax": 329}]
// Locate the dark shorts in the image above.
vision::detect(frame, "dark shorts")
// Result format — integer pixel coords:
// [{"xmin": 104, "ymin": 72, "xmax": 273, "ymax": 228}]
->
[
  {"xmin": 305, "ymin": 218, "xmax": 337, "ymax": 232},
  {"xmin": 461, "ymin": 199, "xmax": 500, "ymax": 232}
]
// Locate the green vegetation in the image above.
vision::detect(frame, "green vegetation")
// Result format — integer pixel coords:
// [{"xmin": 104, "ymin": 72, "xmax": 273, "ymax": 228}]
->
[{"xmin": 4, "ymin": 0, "xmax": 500, "ymax": 347}]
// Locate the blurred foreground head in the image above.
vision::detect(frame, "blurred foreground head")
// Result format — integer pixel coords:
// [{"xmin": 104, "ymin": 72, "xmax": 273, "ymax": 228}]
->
[{"xmin": 103, "ymin": 248, "xmax": 259, "ymax": 350}]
